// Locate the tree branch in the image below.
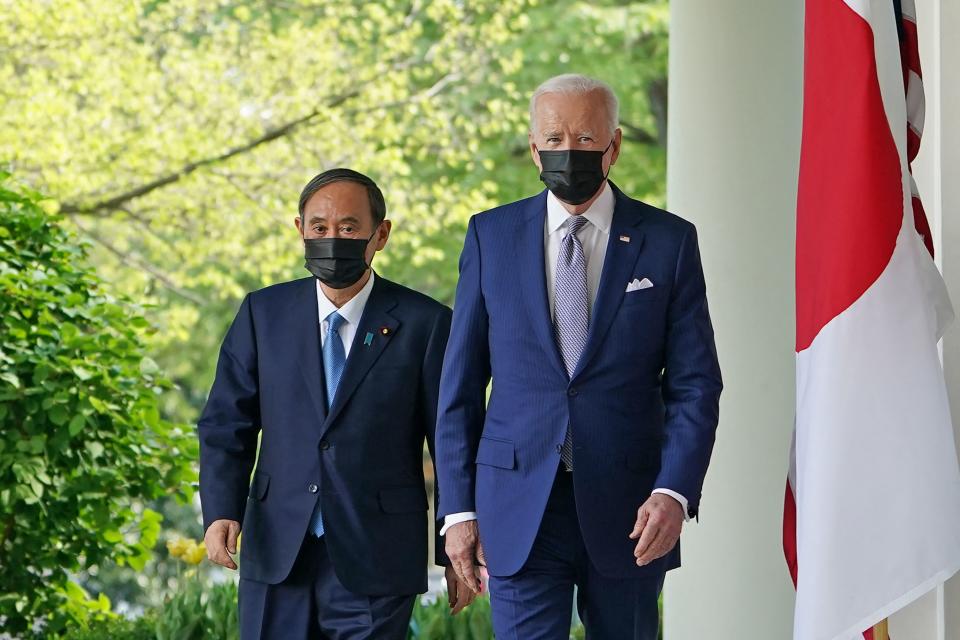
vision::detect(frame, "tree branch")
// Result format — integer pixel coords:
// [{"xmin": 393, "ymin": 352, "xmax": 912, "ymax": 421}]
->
[
  {"xmin": 619, "ymin": 120, "xmax": 660, "ymax": 146},
  {"xmin": 70, "ymin": 218, "xmax": 206, "ymax": 306},
  {"xmin": 59, "ymin": 88, "xmax": 361, "ymax": 217}
]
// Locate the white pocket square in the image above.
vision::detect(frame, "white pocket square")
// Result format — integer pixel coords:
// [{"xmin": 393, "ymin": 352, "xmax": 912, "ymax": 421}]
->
[{"xmin": 626, "ymin": 277, "xmax": 654, "ymax": 293}]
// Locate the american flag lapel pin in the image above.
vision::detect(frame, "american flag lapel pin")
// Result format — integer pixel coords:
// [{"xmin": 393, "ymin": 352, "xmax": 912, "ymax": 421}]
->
[{"xmin": 619, "ymin": 235, "xmax": 631, "ymax": 243}]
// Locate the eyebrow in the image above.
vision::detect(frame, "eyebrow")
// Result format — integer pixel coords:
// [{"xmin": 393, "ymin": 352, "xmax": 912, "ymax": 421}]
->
[
  {"xmin": 540, "ymin": 129, "xmax": 596, "ymax": 138},
  {"xmin": 307, "ymin": 215, "xmax": 362, "ymax": 225}
]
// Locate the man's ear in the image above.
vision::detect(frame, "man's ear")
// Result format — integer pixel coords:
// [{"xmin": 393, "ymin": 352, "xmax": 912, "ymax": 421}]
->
[
  {"xmin": 610, "ymin": 128, "xmax": 623, "ymax": 166},
  {"xmin": 375, "ymin": 220, "xmax": 392, "ymax": 251},
  {"xmin": 529, "ymin": 132, "xmax": 543, "ymax": 172},
  {"xmin": 294, "ymin": 216, "xmax": 304, "ymax": 239}
]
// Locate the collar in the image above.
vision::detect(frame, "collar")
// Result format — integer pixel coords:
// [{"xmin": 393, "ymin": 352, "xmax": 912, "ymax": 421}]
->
[
  {"xmin": 546, "ymin": 181, "xmax": 614, "ymax": 235},
  {"xmin": 315, "ymin": 270, "xmax": 376, "ymax": 325}
]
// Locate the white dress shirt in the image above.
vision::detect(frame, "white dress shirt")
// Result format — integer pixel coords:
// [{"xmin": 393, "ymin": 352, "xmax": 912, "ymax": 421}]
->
[
  {"xmin": 441, "ymin": 184, "xmax": 689, "ymax": 536},
  {"xmin": 316, "ymin": 271, "xmax": 375, "ymax": 356}
]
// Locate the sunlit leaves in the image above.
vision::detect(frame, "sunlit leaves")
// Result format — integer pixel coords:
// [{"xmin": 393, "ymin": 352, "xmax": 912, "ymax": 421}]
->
[
  {"xmin": 0, "ymin": 0, "xmax": 667, "ymax": 428},
  {"xmin": 0, "ymin": 176, "xmax": 193, "ymax": 636}
]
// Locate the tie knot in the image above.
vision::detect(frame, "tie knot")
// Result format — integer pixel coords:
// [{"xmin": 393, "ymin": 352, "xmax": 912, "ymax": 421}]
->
[
  {"xmin": 326, "ymin": 311, "xmax": 346, "ymax": 334},
  {"xmin": 565, "ymin": 215, "xmax": 589, "ymax": 238}
]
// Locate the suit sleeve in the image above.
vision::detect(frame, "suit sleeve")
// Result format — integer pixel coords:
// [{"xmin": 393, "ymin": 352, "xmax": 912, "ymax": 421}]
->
[
  {"xmin": 655, "ymin": 224, "xmax": 723, "ymax": 518},
  {"xmin": 197, "ymin": 294, "xmax": 261, "ymax": 533},
  {"xmin": 421, "ymin": 306, "xmax": 453, "ymax": 567},
  {"xmin": 435, "ymin": 215, "xmax": 491, "ymax": 520}
]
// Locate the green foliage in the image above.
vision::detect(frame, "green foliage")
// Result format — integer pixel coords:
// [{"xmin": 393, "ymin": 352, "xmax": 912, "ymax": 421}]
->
[
  {"xmin": 0, "ymin": 0, "xmax": 668, "ymax": 426},
  {"xmin": 61, "ymin": 611, "xmax": 158, "ymax": 640},
  {"xmin": 408, "ymin": 595, "xmax": 493, "ymax": 640},
  {"xmin": 0, "ymin": 0, "xmax": 668, "ymax": 617},
  {"xmin": 155, "ymin": 579, "xmax": 238, "ymax": 640},
  {"xmin": 0, "ymin": 175, "xmax": 195, "ymax": 636}
]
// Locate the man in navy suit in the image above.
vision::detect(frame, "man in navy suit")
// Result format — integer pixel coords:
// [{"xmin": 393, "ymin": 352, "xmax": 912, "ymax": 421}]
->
[
  {"xmin": 436, "ymin": 74, "xmax": 723, "ymax": 639},
  {"xmin": 198, "ymin": 169, "xmax": 473, "ymax": 639}
]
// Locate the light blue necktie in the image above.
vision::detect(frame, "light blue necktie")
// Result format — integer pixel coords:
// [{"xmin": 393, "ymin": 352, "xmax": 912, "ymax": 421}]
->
[
  {"xmin": 554, "ymin": 215, "xmax": 590, "ymax": 471},
  {"xmin": 309, "ymin": 311, "xmax": 347, "ymax": 537}
]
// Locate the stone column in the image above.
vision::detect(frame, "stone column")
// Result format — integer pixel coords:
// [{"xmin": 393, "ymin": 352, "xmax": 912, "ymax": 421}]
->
[{"xmin": 663, "ymin": 2, "xmax": 803, "ymax": 638}]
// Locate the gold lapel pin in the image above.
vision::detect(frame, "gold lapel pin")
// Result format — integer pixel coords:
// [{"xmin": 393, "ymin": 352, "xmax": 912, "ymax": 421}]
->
[{"xmin": 380, "ymin": 326, "xmax": 391, "ymax": 336}]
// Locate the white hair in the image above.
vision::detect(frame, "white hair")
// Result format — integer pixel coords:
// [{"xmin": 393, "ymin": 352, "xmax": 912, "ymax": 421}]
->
[{"xmin": 529, "ymin": 74, "xmax": 620, "ymax": 134}]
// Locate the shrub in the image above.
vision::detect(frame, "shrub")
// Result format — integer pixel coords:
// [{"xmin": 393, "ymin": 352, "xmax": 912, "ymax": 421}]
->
[
  {"xmin": 61, "ymin": 611, "xmax": 158, "ymax": 640},
  {"xmin": 0, "ymin": 174, "xmax": 195, "ymax": 636}
]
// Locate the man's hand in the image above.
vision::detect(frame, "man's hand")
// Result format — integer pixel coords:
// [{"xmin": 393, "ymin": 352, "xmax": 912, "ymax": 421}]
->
[
  {"xmin": 629, "ymin": 494, "xmax": 684, "ymax": 566},
  {"xmin": 445, "ymin": 566, "xmax": 477, "ymax": 615},
  {"xmin": 444, "ymin": 520, "xmax": 484, "ymax": 594},
  {"xmin": 204, "ymin": 519, "xmax": 241, "ymax": 570}
]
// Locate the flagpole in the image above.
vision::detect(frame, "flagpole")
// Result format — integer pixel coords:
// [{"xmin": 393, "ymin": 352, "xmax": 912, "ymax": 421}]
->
[{"xmin": 872, "ymin": 618, "xmax": 888, "ymax": 640}]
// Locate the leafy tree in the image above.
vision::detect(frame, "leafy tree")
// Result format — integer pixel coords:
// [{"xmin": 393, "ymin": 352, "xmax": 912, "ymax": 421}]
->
[
  {"xmin": 0, "ymin": 175, "xmax": 195, "ymax": 636},
  {"xmin": 0, "ymin": 0, "xmax": 667, "ymax": 425},
  {"xmin": 0, "ymin": 0, "xmax": 668, "ymax": 616}
]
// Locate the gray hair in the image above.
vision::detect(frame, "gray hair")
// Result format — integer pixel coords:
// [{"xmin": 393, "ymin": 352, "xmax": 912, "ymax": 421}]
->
[{"xmin": 529, "ymin": 74, "xmax": 620, "ymax": 134}]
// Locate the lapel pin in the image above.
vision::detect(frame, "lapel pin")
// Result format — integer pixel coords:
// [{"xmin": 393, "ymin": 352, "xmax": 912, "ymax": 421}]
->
[
  {"xmin": 619, "ymin": 235, "xmax": 631, "ymax": 243},
  {"xmin": 363, "ymin": 332, "xmax": 374, "ymax": 346},
  {"xmin": 380, "ymin": 326, "xmax": 391, "ymax": 336}
]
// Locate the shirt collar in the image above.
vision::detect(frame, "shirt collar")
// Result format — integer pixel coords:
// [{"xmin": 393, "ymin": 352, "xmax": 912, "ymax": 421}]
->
[
  {"xmin": 546, "ymin": 181, "xmax": 614, "ymax": 235},
  {"xmin": 315, "ymin": 270, "xmax": 376, "ymax": 326}
]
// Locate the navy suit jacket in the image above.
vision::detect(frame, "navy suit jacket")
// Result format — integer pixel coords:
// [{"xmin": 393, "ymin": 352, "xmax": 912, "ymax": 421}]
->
[
  {"xmin": 198, "ymin": 274, "xmax": 451, "ymax": 595},
  {"xmin": 435, "ymin": 183, "xmax": 722, "ymax": 579}
]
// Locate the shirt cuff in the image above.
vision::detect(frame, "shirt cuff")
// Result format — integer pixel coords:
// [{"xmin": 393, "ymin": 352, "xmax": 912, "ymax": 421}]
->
[
  {"xmin": 652, "ymin": 488, "xmax": 692, "ymax": 522},
  {"xmin": 440, "ymin": 511, "xmax": 478, "ymax": 536}
]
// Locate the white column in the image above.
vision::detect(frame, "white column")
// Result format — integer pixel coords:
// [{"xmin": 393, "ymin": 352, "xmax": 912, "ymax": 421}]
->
[
  {"xmin": 936, "ymin": 0, "xmax": 960, "ymax": 635},
  {"xmin": 663, "ymin": 2, "xmax": 803, "ymax": 638}
]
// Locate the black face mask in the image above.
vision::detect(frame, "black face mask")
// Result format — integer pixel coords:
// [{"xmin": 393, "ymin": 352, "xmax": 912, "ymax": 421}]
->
[
  {"xmin": 303, "ymin": 228, "xmax": 378, "ymax": 289},
  {"xmin": 537, "ymin": 140, "xmax": 614, "ymax": 205}
]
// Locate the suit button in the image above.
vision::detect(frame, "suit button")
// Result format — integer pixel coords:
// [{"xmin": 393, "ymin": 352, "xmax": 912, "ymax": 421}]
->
[
  {"xmin": 556, "ymin": 444, "xmax": 562, "ymax": 454},
  {"xmin": 307, "ymin": 484, "xmax": 318, "ymax": 493},
  {"xmin": 319, "ymin": 441, "xmax": 330, "ymax": 450},
  {"xmin": 567, "ymin": 388, "xmax": 578, "ymax": 397}
]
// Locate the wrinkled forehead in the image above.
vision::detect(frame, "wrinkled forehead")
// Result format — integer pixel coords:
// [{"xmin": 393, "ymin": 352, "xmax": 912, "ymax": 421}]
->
[{"xmin": 532, "ymin": 90, "xmax": 610, "ymax": 135}]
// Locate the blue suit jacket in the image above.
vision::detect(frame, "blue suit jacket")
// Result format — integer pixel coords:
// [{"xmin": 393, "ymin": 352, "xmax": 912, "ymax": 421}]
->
[
  {"xmin": 198, "ymin": 275, "xmax": 451, "ymax": 595},
  {"xmin": 435, "ymin": 183, "xmax": 722, "ymax": 578}
]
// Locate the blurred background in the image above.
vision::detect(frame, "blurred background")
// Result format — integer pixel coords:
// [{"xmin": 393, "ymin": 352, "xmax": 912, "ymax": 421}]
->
[{"xmin": 0, "ymin": 1, "xmax": 669, "ymax": 636}]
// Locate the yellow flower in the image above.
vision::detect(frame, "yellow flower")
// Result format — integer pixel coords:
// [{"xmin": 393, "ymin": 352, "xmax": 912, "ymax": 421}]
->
[
  {"xmin": 182, "ymin": 540, "xmax": 207, "ymax": 565},
  {"xmin": 166, "ymin": 537, "xmax": 191, "ymax": 558}
]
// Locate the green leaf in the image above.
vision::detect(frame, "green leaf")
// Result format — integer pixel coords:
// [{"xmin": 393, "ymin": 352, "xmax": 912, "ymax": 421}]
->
[
  {"xmin": 48, "ymin": 404, "xmax": 69, "ymax": 426},
  {"xmin": 72, "ymin": 365, "xmax": 93, "ymax": 381},
  {"xmin": 0, "ymin": 372, "xmax": 20, "ymax": 388},
  {"xmin": 68, "ymin": 414, "xmax": 86, "ymax": 436},
  {"xmin": 139, "ymin": 357, "xmax": 159, "ymax": 376}
]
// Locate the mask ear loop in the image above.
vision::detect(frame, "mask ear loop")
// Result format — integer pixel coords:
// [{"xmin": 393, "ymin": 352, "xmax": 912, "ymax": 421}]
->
[
  {"xmin": 601, "ymin": 138, "xmax": 616, "ymax": 181},
  {"xmin": 366, "ymin": 221, "xmax": 382, "ymax": 245}
]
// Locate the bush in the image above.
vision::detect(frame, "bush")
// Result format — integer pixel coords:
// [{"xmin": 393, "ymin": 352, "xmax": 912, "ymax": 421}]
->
[
  {"xmin": 155, "ymin": 579, "xmax": 237, "ymax": 640},
  {"xmin": 0, "ymin": 174, "xmax": 195, "ymax": 636},
  {"xmin": 408, "ymin": 595, "xmax": 493, "ymax": 640},
  {"xmin": 61, "ymin": 611, "xmax": 158, "ymax": 640}
]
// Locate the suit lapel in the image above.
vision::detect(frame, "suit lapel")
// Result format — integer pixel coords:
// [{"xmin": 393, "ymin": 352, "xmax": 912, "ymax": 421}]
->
[
  {"xmin": 294, "ymin": 278, "xmax": 328, "ymax": 427},
  {"xmin": 517, "ymin": 191, "xmax": 567, "ymax": 379},
  {"xmin": 319, "ymin": 275, "xmax": 399, "ymax": 438},
  {"xmin": 571, "ymin": 184, "xmax": 646, "ymax": 380}
]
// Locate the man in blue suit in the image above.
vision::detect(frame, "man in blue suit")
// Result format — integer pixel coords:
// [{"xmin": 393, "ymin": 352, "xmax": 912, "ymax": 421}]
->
[
  {"xmin": 198, "ymin": 169, "xmax": 472, "ymax": 639},
  {"xmin": 436, "ymin": 74, "xmax": 723, "ymax": 639}
]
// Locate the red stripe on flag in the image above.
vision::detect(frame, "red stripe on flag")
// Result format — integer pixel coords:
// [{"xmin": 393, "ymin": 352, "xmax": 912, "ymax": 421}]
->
[
  {"xmin": 783, "ymin": 480, "xmax": 798, "ymax": 587},
  {"xmin": 899, "ymin": 11, "xmax": 934, "ymax": 259},
  {"xmin": 795, "ymin": 0, "xmax": 903, "ymax": 352}
]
